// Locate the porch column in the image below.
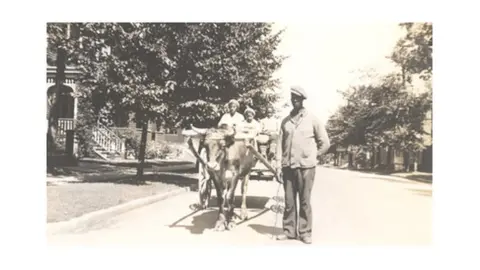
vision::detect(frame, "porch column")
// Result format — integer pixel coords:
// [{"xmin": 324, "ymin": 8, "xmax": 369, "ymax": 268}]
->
[
  {"xmin": 73, "ymin": 97, "xmax": 78, "ymax": 120},
  {"xmin": 67, "ymin": 83, "xmax": 77, "ymax": 120}
]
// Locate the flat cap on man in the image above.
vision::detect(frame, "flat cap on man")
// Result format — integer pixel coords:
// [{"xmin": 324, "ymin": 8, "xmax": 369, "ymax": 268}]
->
[{"xmin": 290, "ymin": 85, "xmax": 307, "ymax": 99}]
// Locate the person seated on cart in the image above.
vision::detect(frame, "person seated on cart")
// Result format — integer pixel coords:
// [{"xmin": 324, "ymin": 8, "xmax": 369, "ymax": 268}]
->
[
  {"xmin": 238, "ymin": 106, "xmax": 262, "ymax": 136},
  {"xmin": 258, "ymin": 106, "xmax": 280, "ymax": 160},
  {"xmin": 217, "ymin": 99, "xmax": 245, "ymax": 130}
]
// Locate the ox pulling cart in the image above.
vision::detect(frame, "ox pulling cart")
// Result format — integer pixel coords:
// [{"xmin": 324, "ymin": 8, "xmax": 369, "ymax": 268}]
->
[{"xmin": 181, "ymin": 126, "xmax": 281, "ymax": 212}]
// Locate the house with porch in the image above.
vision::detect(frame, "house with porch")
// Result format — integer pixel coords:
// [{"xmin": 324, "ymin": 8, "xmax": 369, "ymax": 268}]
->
[{"xmin": 47, "ymin": 65, "xmax": 184, "ymax": 161}]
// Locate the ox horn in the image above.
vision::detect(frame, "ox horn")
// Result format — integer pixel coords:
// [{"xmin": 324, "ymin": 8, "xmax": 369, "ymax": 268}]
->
[{"xmin": 191, "ymin": 125, "xmax": 208, "ymax": 135}]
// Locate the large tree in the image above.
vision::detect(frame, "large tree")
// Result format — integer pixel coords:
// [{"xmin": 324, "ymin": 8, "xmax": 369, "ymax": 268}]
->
[
  {"xmin": 167, "ymin": 23, "xmax": 285, "ymax": 128},
  {"xmin": 327, "ymin": 71, "xmax": 431, "ymax": 169},
  {"xmin": 390, "ymin": 22, "xmax": 432, "ymax": 83},
  {"xmin": 71, "ymin": 23, "xmax": 180, "ymax": 180},
  {"xmin": 66, "ymin": 23, "xmax": 286, "ymax": 181},
  {"xmin": 327, "ymin": 22, "xmax": 433, "ymax": 170}
]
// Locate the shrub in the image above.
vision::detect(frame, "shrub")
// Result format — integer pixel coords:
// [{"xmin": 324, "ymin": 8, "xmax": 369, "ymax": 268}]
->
[
  {"xmin": 113, "ymin": 128, "xmax": 182, "ymax": 160},
  {"xmin": 113, "ymin": 128, "xmax": 140, "ymax": 159},
  {"xmin": 145, "ymin": 141, "xmax": 182, "ymax": 160},
  {"xmin": 318, "ymin": 153, "xmax": 334, "ymax": 165},
  {"xmin": 75, "ymin": 117, "xmax": 97, "ymax": 158}
]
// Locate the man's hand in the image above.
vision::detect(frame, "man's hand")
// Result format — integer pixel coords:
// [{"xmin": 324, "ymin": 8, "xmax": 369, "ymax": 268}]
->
[
  {"xmin": 275, "ymin": 169, "xmax": 283, "ymax": 184},
  {"xmin": 317, "ymin": 148, "xmax": 326, "ymax": 163},
  {"xmin": 274, "ymin": 161, "xmax": 283, "ymax": 184}
]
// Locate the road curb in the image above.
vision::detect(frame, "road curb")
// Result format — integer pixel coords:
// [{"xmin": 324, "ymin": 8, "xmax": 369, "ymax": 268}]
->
[
  {"xmin": 47, "ymin": 164, "xmax": 196, "ymax": 184},
  {"xmin": 349, "ymin": 170, "xmax": 432, "ymax": 184},
  {"xmin": 320, "ymin": 166, "xmax": 432, "ymax": 185},
  {"xmin": 80, "ymin": 158, "xmax": 194, "ymax": 167},
  {"xmin": 47, "ymin": 186, "xmax": 191, "ymax": 235}
]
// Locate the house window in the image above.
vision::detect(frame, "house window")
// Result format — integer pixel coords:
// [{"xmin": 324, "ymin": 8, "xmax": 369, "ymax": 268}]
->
[{"xmin": 151, "ymin": 132, "xmax": 156, "ymax": 141}]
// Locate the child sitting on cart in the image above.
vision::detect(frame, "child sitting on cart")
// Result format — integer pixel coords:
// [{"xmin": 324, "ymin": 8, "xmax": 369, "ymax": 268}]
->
[
  {"xmin": 237, "ymin": 106, "xmax": 262, "ymax": 136},
  {"xmin": 258, "ymin": 106, "xmax": 280, "ymax": 160}
]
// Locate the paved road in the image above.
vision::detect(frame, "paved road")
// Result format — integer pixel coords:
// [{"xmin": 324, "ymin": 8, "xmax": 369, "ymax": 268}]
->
[{"xmin": 47, "ymin": 167, "xmax": 432, "ymax": 246}]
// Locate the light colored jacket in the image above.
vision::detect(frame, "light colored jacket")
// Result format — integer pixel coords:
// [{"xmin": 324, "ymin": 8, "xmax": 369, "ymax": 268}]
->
[{"xmin": 276, "ymin": 108, "xmax": 330, "ymax": 169}]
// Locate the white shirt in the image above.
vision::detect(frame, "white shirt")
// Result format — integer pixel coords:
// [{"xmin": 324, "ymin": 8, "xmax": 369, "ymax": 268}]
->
[
  {"xmin": 238, "ymin": 119, "xmax": 262, "ymax": 135},
  {"xmin": 260, "ymin": 116, "xmax": 280, "ymax": 133},
  {"xmin": 218, "ymin": 112, "xmax": 245, "ymax": 128}
]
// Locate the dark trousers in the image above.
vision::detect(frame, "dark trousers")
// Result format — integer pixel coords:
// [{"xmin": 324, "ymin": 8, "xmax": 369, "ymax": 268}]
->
[{"xmin": 282, "ymin": 167, "xmax": 316, "ymax": 238}]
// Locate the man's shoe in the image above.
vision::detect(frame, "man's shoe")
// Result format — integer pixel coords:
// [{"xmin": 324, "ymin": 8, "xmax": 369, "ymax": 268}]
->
[
  {"xmin": 300, "ymin": 236, "xmax": 312, "ymax": 244},
  {"xmin": 276, "ymin": 234, "xmax": 297, "ymax": 241}
]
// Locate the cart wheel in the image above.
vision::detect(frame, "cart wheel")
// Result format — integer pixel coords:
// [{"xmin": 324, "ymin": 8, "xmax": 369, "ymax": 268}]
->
[{"xmin": 198, "ymin": 148, "xmax": 212, "ymax": 209}]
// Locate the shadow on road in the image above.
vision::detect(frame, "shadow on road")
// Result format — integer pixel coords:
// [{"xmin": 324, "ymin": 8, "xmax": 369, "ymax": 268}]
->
[
  {"xmin": 168, "ymin": 209, "xmax": 218, "ymax": 234},
  {"xmin": 248, "ymin": 224, "xmax": 282, "ymax": 236},
  {"xmin": 168, "ymin": 195, "xmax": 272, "ymax": 235},
  {"xmin": 169, "ymin": 208, "xmax": 271, "ymax": 235},
  {"xmin": 74, "ymin": 172, "xmax": 198, "ymax": 187},
  {"xmin": 403, "ymin": 174, "xmax": 433, "ymax": 183},
  {"xmin": 207, "ymin": 195, "xmax": 270, "ymax": 209}
]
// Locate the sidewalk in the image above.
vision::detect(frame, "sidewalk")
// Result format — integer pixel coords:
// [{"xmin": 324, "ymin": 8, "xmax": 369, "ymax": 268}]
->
[
  {"xmin": 389, "ymin": 171, "xmax": 432, "ymax": 183},
  {"xmin": 320, "ymin": 165, "xmax": 432, "ymax": 184},
  {"xmin": 47, "ymin": 160, "xmax": 196, "ymax": 185},
  {"xmin": 350, "ymin": 170, "xmax": 432, "ymax": 184}
]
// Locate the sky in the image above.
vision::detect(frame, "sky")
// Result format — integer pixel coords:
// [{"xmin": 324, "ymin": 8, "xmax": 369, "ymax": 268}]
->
[{"xmin": 271, "ymin": 23, "xmax": 405, "ymax": 123}]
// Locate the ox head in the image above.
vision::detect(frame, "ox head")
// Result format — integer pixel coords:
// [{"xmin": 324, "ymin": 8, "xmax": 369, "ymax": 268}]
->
[{"xmin": 188, "ymin": 125, "xmax": 236, "ymax": 172}]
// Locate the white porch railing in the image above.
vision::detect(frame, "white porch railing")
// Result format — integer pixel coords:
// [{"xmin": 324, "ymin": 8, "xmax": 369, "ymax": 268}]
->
[
  {"xmin": 92, "ymin": 121, "xmax": 125, "ymax": 155},
  {"xmin": 57, "ymin": 118, "xmax": 75, "ymax": 136}
]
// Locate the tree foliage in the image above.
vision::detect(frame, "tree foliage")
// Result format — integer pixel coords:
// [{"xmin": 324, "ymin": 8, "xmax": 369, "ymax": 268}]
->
[
  {"xmin": 67, "ymin": 23, "xmax": 285, "ymax": 129},
  {"xmin": 47, "ymin": 22, "xmax": 286, "ymax": 179},
  {"xmin": 167, "ymin": 23, "xmax": 285, "ymax": 128},
  {"xmin": 327, "ymin": 23, "xmax": 433, "ymax": 155},
  {"xmin": 390, "ymin": 22, "xmax": 432, "ymax": 81}
]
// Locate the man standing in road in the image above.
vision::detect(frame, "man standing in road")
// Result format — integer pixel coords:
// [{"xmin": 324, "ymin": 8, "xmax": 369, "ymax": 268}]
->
[{"xmin": 275, "ymin": 85, "xmax": 330, "ymax": 244}]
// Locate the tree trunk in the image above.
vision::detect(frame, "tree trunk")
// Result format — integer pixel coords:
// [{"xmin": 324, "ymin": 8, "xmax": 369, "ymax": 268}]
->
[
  {"xmin": 348, "ymin": 152, "xmax": 353, "ymax": 169},
  {"xmin": 370, "ymin": 147, "xmax": 377, "ymax": 169},
  {"xmin": 404, "ymin": 150, "xmax": 410, "ymax": 172},
  {"xmin": 413, "ymin": 151, "xmax": 418, "ymax": 172},
  {"xmin": 387, "ymin": 146, "xmax": 394, "ymax": 172},
  {"xmin": 136, "ymin": 115, "xmax": 148, "ymax": 183}
]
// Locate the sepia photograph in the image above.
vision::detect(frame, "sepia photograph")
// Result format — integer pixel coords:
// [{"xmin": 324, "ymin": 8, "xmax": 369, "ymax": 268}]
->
[{"xmin": 45, "ymin": 22, "xmax": 432, "ymax": 246}]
